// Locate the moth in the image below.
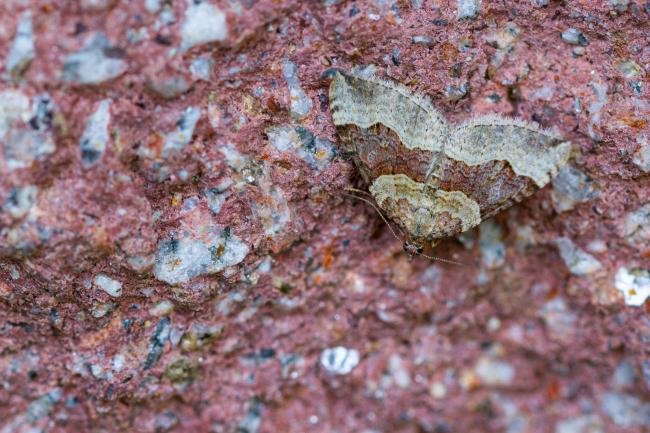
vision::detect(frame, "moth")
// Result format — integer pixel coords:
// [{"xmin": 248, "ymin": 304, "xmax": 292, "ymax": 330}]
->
[{"xmin": 329, "ymin": 71, "xmax": 571, "ymax": 257}]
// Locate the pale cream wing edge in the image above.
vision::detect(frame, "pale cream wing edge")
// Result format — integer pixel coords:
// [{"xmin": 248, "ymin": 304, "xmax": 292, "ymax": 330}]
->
[
  {"xmin": 329, "ymin": 71, "xmax": 450, "ymax": 153},
  {"xmin": 448, "ymin": 114, "xmax": 572, "ymax": 188}
]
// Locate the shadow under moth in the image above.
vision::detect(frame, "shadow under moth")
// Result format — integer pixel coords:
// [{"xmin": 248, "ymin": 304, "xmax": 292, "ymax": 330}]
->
[{"xmin": 329, "ymin": 70, "xmax": 571, "ymax": 257}]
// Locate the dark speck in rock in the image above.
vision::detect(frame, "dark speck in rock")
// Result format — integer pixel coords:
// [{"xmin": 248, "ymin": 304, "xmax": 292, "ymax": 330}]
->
[{"xmin": 155, "ymin": 34, "xmax": 173, "ymax": 45}]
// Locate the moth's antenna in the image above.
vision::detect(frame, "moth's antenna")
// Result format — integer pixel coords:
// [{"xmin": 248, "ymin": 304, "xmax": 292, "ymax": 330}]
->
[
  {"xmin": 343, "ymin": 189, "xmax": 404, "ymax": 241},
  {"xmin": 416, "ymin": 251, "xmax": 464, "ymax": 266},
  {"xmin": 344, "ymin": 186, "xmax": 375, "ymax": 198}
]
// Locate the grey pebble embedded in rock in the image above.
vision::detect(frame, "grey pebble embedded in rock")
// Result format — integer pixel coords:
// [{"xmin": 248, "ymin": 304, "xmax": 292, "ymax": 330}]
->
[
  {"xmin": 153, "ymin": 229, "xmax": 249, "ymax": 285},
  {"xmin": 608, "ymin": 0, "xmax": 630, "ymax": 12},
  {"xmin": 4, "ymin": 129, "xmax": 56, "ymax": 171},
  {"xmin": 147, "ymin": 76, "xmax": 191, "ymax": 99},
  {"xmin": 3, "ymin": 185, "xmax": 38, "ymax": 219},
  {"xmin": 79, "ymin": 99, "xmax": 111, "ymax": 166},
  {"xmin": 556, "ymin": 237, "xmax": 602, "ymax": 276},
  {"xmin": 5, "ymin": 11, "xmax": 35, "ymax": 78},
  {"xmin": 62, "ymin": 33, "xmax": 127, "ymax": 85},
  {"xmin": 180, "ymin": 1, "xmax": 228, "ymax": 51},
  {"xmin": 162, "ymin": 106, "xmax": 201, "ymax": 157},
  {"xmin": 93, "ymin": 273, "xmax": 123, "ymax": 297},
  {"xmin": 551, "ymin": 166, "xmax": 600, "ymax": 213},
  {"xmin": 479, "ymin": 220, "xmax": 505, "ymax": 269},
  {"xmin": 600, "ymin": 391, "xmax": 650, "ymax": 428},
  {"xmin": 623, "ymin": 203, "xmax": 650, "ymax": 247},
  {"xmin": 561, "ymin": 28, "xmax": 588, "ymax": 46},
  {"xmin": 457, "ymin": 0, "xmax": 481, "ymax": 19},
  {"xmin": 282, "ymin": 61, "xmax": 312, "ymax": 120},
  {"xmin": 266, "ymin": 125, "xmax": 335, "ymax": 171},
  {"xmin": 633, "ymin": 143, "xmax": 650, "ymax": 173},
  {"xmin": 189, "ymin": 57, "xmax": 213, "ymax": 80}
]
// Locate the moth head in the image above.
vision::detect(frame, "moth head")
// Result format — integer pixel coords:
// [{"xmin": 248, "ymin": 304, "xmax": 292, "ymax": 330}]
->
[{"xmin": 403, "ymin": 239, "xmax": 424, "ymax": 259}]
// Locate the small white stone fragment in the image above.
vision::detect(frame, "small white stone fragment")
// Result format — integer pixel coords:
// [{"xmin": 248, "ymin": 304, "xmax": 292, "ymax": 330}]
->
[
  {"xmin": 163, "ymin": 106, "xmax": 201, "ymax": 157},
  {"xmin": 613, "ymin": 359, "xmax": 636, "ymax": 388},
  {"xmin": 5, "ymin": 11, "xmax": 35, "ymax": 77},
  {"xmin": 388, "ymin": 354, "xmax": 411, "ymax": 388},
  {"xmin": 320, "ymin": 346, "xmax": 360, "ymax": 375},
  {"xmin": 586, "ymin": 239, "xmax": 607, "ymax": 254},
  {"xmin": 266, "ymin": 125, "xmax": 335, "ymax": 170},
  {"xmin": 180, "ymin": 1, "xmax": 228, "ymax": 52},
  {"xmin": 3, "ymin": 185, "xmax": 37, "ymax": 219},
  {"xmin": 25, "ymin": 389, "xmax": 62, "ymax": 423},
  {"xmin": 1, "ymin": 91, "xmax": 56, "ymax": 171},
  {"xmin": 561, "ymin": 28, "xmax": 588, "ymax": 46},
  {"xmin": 475, "ymin": 356, "xmax": 515, "ymax": 386},
  {"xmin": 80, "ymin": 99, "xmax": 111, "ymax": 166},
  {"xmin": 616, "ymin": 59, "xmax": 643, "ymax": 79},
  {"xmin": 189, "ymin": 57, "xmax": 213, "ymax": 80},
  {"xmin": 633, "ymin": 143, "xmax": 650, "ymax": 173},
  {"xmin": 145, "ymin": 0, "xmax": 161, "ymax": 13},
  {"xmin": 430, "ymin": 382, "xmax": 447, "ymax": 399},
  {"xmin": 530, "ymin": 86, "xmax": 555, "ymax": 101},
  {"xmin": 159, "ymin": 6, "xmax": 176, "ymax": 25},
  {"xmin": 412, "ymin": 35, "xmax": 435, "ymax": 47},
  {"xmin": 587, "ymin": 82, "xmax": 607, "ymax": 142},
  {"xmin": 204, "ymin": 178, "xmax": 233, "ymax": 215},
  {"xmin": 4, "ymin": 129, "xmax": 56, "ymax": 171},
  {"xmin": 608, "ymin": 0, "xmax": 630, "ymax": 12},
  {"xmin": 252, "ymin": 180, "xmax": 291, "ymax": 237},
  {"xmin": 624, "ymin": 203, "xmax": 650, "ymax": 247},
  {"xmin": 600, "ymin": 392, "xmax": 650, "ymax": 428},
  {"xmin": 614, "ymin": 267, "xmax": 650, "ymax": 307},
  {"xmin": 552, "ymin": 166, "xmax": 600, "ymax": 213},
  {"xmin": 0, "ymin": 90, "xmax": 30, "ymax": 136},
  {"xmin": 282, "ymin": 60, "xmax": 312, "ymax": 120},
  {"xmin": 62, "ymin": 33, "xmax": 127, "ymax": 85},
  {"xmin": 153, "ymin": 230, "xmax": 249, "ymax": 285},
  {"xmin": 457, "ymin": 0, "xmax": 481, "ymax": 19},
  {"xmin": 94, "ymin": 273, "xmax": 123, "ymax": 297},
  {"xmin": 112, "ymin": 354, "xmax": 125, "ymax": 372},
  {"xmin": 147, "ymin": 76, "xmax": 190, "ymax": 99},
  {"xmin": 486, "ymin": 316, "xmax": 501, "ymax": 332},
  {"xmin": 556, "ymin": 237, "xmax": 602, "ymax": 276},
  {"xmin": 479, "ymin": 219, "xmax": 505, "ymax": 269},
  {"xmin": 80, "ymin": 0, "xmax": 113, "ymax": 11},
  {"xmin": 127, "ymin": 255, "xmax": 154, "ymax": 272},
  {"xmin": 219, "ymin": 142, "xmax": 249, "ymax": 171},
  {"xmin": 555, "ymin": 414, "xmax": 604, "ymax": 433},
  {"xmin": 149, "ymin": 300, "xmax": 174, "ymax": 316},
  {"xmin": 540, "ymin": 297, "xmax": 577, "ymax": 340}
]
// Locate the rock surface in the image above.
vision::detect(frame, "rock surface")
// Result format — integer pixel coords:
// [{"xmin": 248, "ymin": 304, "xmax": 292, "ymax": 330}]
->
[{"xmin": 0, "ymin": 1, "xmax": 648, "ymax": 432}]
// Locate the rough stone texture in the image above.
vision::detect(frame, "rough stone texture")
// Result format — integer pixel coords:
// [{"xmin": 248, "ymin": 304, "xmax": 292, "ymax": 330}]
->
[{"xmin": 0, "ymin": 1, "xmax": 648, "ymax": 433}]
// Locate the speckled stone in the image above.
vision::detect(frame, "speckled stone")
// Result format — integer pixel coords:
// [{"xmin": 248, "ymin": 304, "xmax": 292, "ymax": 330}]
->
[{"xmin": 0, "ymin": 1, "xmax": 648, "ymax": 432}]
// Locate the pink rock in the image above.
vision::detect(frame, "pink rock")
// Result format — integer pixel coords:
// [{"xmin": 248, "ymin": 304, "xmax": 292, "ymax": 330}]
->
[{"xmin": 0, "ymin": 1, "xmax": 648, "ymax": 432}]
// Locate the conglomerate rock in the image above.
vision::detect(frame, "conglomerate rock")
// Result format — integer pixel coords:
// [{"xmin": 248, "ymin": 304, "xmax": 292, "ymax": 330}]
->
[{"xmin": 0, "ymin": 1, "xmax": 648, "ymax": 432}]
